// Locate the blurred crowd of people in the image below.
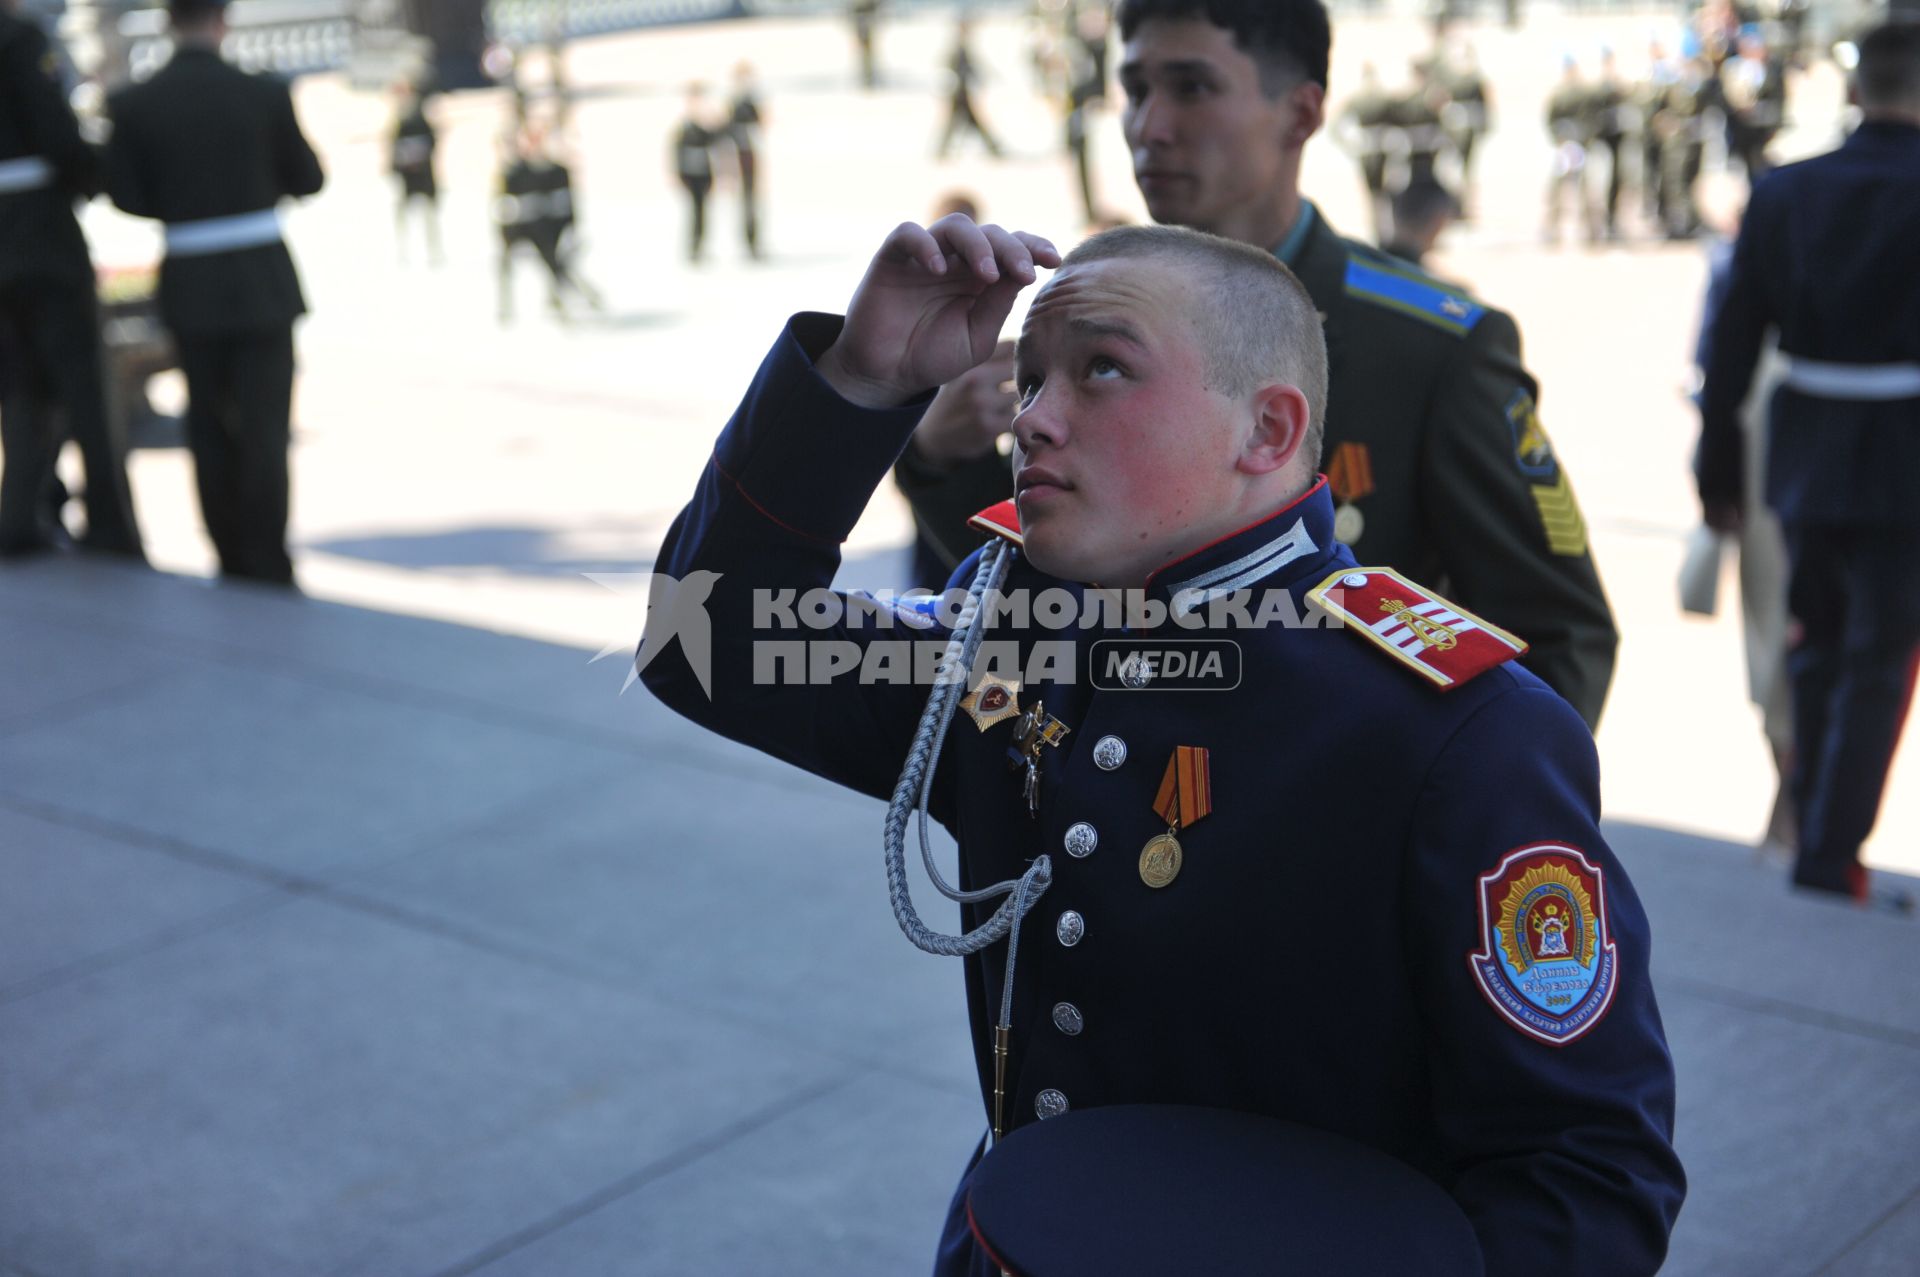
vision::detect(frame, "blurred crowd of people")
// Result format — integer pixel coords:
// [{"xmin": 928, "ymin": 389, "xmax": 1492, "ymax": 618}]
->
[
  {"xmin": 1334, "ymin": 41, "xmax": 1489, "ymax": 245},
  {"xmin": 1539, "ymin": 8, "xmax": 1800, "ymax": 246}
]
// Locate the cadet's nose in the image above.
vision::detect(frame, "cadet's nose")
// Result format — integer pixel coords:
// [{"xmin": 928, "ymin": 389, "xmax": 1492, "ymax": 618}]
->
[{"xmin": 1013, "ymin": 389, "xmax": 1066, "ymax": 453}]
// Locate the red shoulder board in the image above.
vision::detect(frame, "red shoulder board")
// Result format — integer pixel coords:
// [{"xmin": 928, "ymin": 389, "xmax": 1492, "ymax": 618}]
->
[
  {"xmin": 1306, "ymin": 566, "xmax": 1527, "ymax": 691},
  {"xmin": 967, "ymin": 499, "xmax": 1023, "ymax": 547}
]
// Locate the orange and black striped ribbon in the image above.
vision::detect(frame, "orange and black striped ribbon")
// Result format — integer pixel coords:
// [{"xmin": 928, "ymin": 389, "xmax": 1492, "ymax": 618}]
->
[
  {"xmin": 1152, "ymin": 747, "xmax": 1213, "ymax": 830},
  {"xmin": 1326, "ymin": 442, "xmax": 1376, "ymax": 504}
]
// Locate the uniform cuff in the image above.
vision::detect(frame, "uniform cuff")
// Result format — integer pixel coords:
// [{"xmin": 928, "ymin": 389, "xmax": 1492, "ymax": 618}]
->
[{"xmin": 717, "ymin": 313, "xmax": 934, "ymax": 543}]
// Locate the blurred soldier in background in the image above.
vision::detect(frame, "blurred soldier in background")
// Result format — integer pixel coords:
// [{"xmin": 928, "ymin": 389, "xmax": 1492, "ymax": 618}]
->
[
  {"xmin": 388, "ymin": 82, "xmax": 442, "ymax": 266},
  {"xmin": 1334, "ymin": 62, "xmax": 1394, "ymax": 242},
  {"xmin": 672, "ymin": 81, "xmax": 717, "ymax": 263},
  {"xmin": 104, "ymin": 0, "xmax": 323, "ymax": 586},
  {"xmin": 1696, "ymin": 22, "xmax": 1920, "ymax": 912},
  {"xmin": 0, "ymin": 0, "xmax": 144, "ymax": 559},
  {"xmin": 1648, "ymin": 55, "xmax": 1709, "ymax": 240},
  {"xmin": 1590, "ymin": 47, "xmax": 1633, "ymax": 240},
  {"xmin": 938, "ymin": 14, "xmax": 1004, "ymax": 159},
  {"xmin": 1386, "ymin": 59, "xmax": 1446, "ymax": 189},
  {"xmin": 726, "ymin": 61, "xmax": 764, "ymax": 261},
  {"xmin": 1383, "ymin": 175, "xmax": 1458, "ymax": 268},
  {"xmin": 1720, "ymin": 26, "xmax": 1787, "ymax": 187},
  {"xmin": 1063, "ymin": 5, "xmax": 1111, "ymax": 225},
  {"xmin": 1636, "ymin": 38, "xmax": 1680, "ymax": 233},
  {"xmin": 848, "ymin": 0, "xmax": 882, "ymax": 91},
  {"xmin": 1436, "ymin": 42, "xmax": 1489, "ymax": 218},
  {"xmin": 1542, "ymin": 56, "xmax": 1599, "ymax": 246},
  {"xmin": 496, "ymin": 120, "xmax": 600, "ymax": 321},
  {"xmin": 1691, "ymin": 218, "xmax": 1795, "ymax": 862}
]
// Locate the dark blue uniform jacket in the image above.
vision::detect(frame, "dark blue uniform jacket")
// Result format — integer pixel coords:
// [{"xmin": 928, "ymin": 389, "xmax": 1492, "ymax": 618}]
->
[
  {"xmin": 644, "ymin": 317, "xmax": 1685, "ymax": 1276},
  {"xmin": 1698, "ymin": 121, "xmax": 1920, "ymax": 525}
]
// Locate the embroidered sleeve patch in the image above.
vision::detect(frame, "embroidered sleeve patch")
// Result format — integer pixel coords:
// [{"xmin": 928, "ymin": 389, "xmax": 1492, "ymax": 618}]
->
[
  {"xmin": 1505, "ymin": 390, "xmax": 1559, "ymax": 480},
  {"xmin": 1468, "ymin": 844, "xmax": 1619, "ymax": 1046},
  {"xmin": 1506, "ymin": 391, "xmax": 1590, "ymax": 556},
  {"xmin": 1307, "ymin": 566, "xmax": 1527, "ymax": 690}
]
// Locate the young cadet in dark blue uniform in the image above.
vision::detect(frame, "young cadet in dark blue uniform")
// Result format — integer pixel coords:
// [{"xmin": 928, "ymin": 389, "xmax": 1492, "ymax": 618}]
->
[
  {"xmin": 1697, "ymin": 22, "xmax": 1920, "ymax": 912},
  {"xmin": 103, "ymin": 0, "xmax": 324, "ymax": 585},
  {"xmin": 893, "ymin": 0, "xmax": 1618, "ymax": 730},
  {"xmin": 0, "ymin": 0, "xmax": 144, "ymax": 558},
  {"xmin": 642, "ymin": 216, "xmax": 1684, "ymax": 1275}
]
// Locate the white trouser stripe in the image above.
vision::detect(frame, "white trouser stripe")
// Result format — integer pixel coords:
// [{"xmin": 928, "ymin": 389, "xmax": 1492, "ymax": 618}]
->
[{"xmin": 164, "ymin": 209, "xmax": 284, "ymax": 257}]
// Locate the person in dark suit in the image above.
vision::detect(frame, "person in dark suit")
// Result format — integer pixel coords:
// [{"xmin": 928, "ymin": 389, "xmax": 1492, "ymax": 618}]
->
[
  {"xmin": 388, "ymin": 81, "xmax": 441, "ymax": 266},
  {"xmin": 894, "ymin": 0, "xmax": 1619, "ymax": 729},
  {"xmin": 103, "ymin": 0, "xmax": 323, "ymax": 586},
  {"xmin": 494, "ymin": 119, "xmax": 599, "ymax": 323},
  {"xmin": 0, "ymin": 0, "xmax": 144, "ymax": 559},
  {"xmin": 642, "ymin": 214, "xmax": 1684, "ymax": 1277},
  {"xmin": 1697, "ymin": 21, "xmax": 1920, "ymax": 912},
  {"xmin": 672, "ymin": 82, "xmax": 716, "ymax": 264},
  {"xmin": 725, "ymin": 61, "xmax": 763, "ymax": 261}
]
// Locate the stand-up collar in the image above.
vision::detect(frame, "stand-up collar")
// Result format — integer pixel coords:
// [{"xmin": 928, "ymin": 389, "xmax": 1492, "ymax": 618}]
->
[
  {"xmin": 1143, "ymin": 478, "xmax": 1341, "ymax": 613},
  {"xmin": 1848, "ymin": 118, "xmax": 1920, "ymax": 149}
]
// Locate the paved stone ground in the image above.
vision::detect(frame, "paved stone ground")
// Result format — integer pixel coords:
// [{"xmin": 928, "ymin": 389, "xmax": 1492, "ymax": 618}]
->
[{"xmin": 4, "ymin": 5, "xmax": 1918, "ymax": 1274}]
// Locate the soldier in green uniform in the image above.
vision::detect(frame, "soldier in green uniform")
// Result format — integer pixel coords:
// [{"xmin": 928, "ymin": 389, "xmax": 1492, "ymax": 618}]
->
[
  {"xmin": 1333, "ymin": 61, "xmax": 1395, "ymax": 242},
  {"xmin": 1542, "ymin": 56, "xmax": 1600, "ymax": 246},
  {"xmin": 1647, "ymin": 57, "xmax": 1710, "ymax": 240},
  {"xmin": 892, "ymin": 0, "xmax": 1617, "ymax": 728},
  {"xmin": 1436, "ymin": 43, "xmax": 1489, "ymax": 218}
]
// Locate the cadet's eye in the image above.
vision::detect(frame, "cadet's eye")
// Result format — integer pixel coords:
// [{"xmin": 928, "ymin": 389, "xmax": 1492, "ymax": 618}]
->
[
  {"xmin": 1088, "ymin": 357, "xmax": 1123, "ymax": 381},
  {"xmin": 1017, "ymin": 375, "xmax": 1042, "ymax": 403},
  {"xmin": 1119, "ymin": 78, "xmax": 1146, "ymax": 106},
  {"xmin": 1172, "ymin": 76, "xmax": 1209, "ymax": 100}
]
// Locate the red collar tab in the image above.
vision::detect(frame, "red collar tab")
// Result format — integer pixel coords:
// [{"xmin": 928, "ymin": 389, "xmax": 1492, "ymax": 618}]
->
[
  {"xmin": 1307, "ymin": 566, "xmax": 1528, "ymax": 691},
  {"xmin": 968, "ymin": 499, "xmax": 1024, "ymax": 547}
]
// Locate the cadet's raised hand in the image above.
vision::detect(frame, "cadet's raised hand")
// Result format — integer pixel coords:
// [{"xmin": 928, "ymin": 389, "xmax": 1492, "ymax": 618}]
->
[
  {"xmin": 910, "ymin": 341, "xmax": 1018, "ymax": 467},
  {"xmin": 816, "ymin": 216, "xmax": 1058, "ymax": 409}
]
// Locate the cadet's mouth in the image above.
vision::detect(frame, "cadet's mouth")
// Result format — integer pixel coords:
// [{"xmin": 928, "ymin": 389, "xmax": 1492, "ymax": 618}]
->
[{"xmin": 1016, "ymin": 467, "xmax": 1073, "ymax": 498}]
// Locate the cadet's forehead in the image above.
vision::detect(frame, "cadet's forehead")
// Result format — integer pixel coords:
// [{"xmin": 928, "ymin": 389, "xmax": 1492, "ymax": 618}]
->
[{"xmin": 1017, "ymin": 257, "xmax": 1197, "ymax": 353}]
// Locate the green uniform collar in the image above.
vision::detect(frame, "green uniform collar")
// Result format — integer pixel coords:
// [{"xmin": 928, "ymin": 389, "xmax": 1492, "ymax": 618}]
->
[{"xmin": 1271, "ymin": 201, "xmax": 1317, "ymax": 268}]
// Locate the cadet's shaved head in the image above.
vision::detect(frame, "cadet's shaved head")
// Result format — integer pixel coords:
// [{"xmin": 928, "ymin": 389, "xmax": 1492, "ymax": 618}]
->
[{"xmin": 1059, "ymin": 224, "xmax": 1328, "ymax": 470}]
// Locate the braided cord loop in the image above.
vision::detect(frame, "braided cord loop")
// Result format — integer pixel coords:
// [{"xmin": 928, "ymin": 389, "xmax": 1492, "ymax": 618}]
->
[{"xmin": 882, "ymin": 539, "xmax": 1053, "ymax": 959}]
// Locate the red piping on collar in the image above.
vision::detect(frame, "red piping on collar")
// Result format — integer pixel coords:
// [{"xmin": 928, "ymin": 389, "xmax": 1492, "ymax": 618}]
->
[{"xmin": 1143, "ymin": 474, "xmax": 1329, "ymax": 590}]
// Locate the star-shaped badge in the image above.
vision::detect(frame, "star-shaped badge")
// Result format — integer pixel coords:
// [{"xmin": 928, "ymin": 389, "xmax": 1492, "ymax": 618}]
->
[{"xmin": 960, "ymin": 673, "xmax": 1022, "ymax": 732}]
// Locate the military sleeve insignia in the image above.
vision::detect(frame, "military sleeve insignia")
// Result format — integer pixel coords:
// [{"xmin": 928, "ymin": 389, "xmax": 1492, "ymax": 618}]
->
[
  {"xmin": 1468, "ymin": 845, "xmax": 1619, "ymax": 1045},
  {"xmin": 1506, "ymin": 390, "xmax": 1590, "ymax": 557},
  {"xmin": 1307, "ymin": 567, "xmax": 1526, "ymax": 690},
  {"xmin": 1505, "ymin": 390, "xmax": 1558, "ymax": 480},
  {"xmin": 967, "ymin": 499, "xmax": 1023, "ymax": 547}
]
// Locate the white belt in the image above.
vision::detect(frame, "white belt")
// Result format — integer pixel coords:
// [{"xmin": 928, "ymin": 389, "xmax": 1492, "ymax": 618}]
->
[
  {"xmin": 164, "ymin": 209, "xmax": 283, "ymax": 257},
  {"xmin": 1782, "ymin": 357, "xmax": 1920, "ymax": 401},
  {"xmin": 0, "ymin": 156, "xmax": 53, "ymax": 194}
]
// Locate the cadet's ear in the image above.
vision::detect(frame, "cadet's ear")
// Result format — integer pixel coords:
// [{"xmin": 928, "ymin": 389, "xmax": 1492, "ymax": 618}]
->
[
  {"xmin": 1284, "ymin": 80, "xmax": 1325, "ymax": 149},
  {"xmin": 1237, "ymin": 383, "xmax": 1310, "ymax": 478}
]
